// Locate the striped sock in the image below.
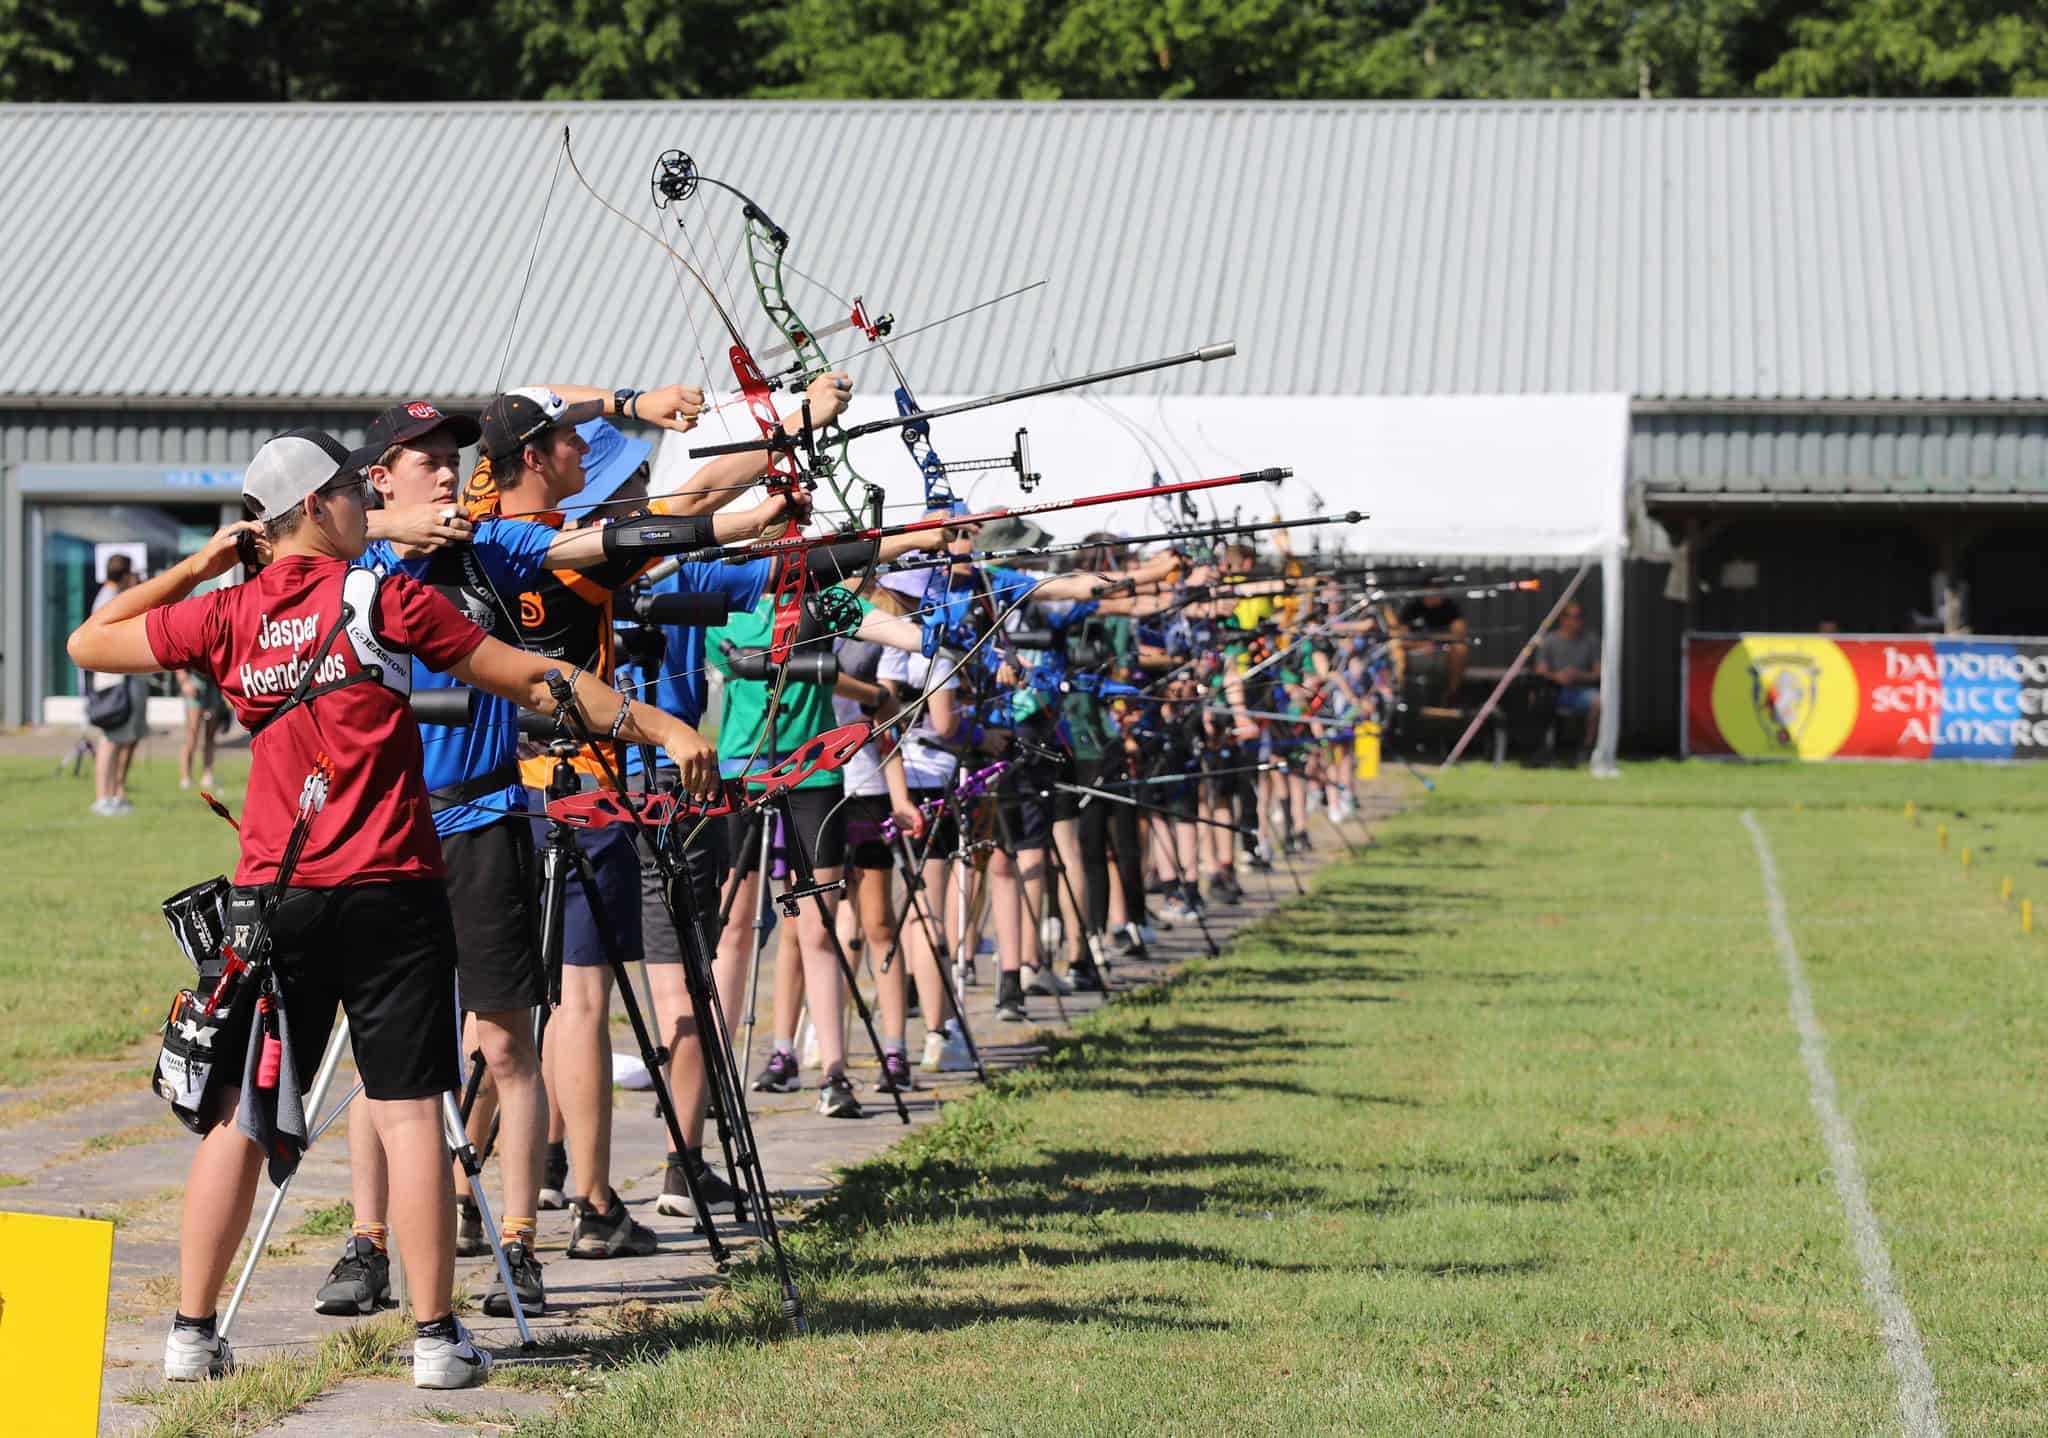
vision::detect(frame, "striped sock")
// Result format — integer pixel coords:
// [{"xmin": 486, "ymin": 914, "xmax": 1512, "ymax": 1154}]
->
[
  {"xmin": 502, "ymin": 1216, "xmax": 536, "ymax": 1249},
  {"xmin": 352, "ymin": 1222, "xmax": 389, "ymax": 1254}
]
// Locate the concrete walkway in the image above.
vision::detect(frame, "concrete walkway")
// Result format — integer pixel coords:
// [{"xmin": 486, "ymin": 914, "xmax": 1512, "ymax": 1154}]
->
[{"xmin": 0, "ymin": 799, "xmax": 1386, "ymax": 1436}]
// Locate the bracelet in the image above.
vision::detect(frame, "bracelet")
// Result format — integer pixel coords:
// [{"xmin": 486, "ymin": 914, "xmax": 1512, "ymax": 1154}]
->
[{"xmin": 609, "ymin": 700, "xmax": 634, "ymax": 739}]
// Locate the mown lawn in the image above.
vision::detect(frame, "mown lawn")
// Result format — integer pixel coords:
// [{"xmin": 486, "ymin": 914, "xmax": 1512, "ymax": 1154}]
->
[
  {"xmin": 1, "ymin": 753, "xmax": 249, "ymax": 1094},
  {"xmin": 495, "ymin": 760, "xmax": 2048, "ymax": 1436}
]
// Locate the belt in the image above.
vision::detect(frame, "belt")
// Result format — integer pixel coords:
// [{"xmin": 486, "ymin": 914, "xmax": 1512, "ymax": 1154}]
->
[{"xmin": 428, "ymin": 759, "xmax": 522, "ymax": 814}]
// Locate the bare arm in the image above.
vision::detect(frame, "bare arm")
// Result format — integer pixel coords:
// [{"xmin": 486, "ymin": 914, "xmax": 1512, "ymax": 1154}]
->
[
  {"xmin": 447, "ymin": 638, "xmax": 718, "ymax": 795},
  {"xmin": 67, "ymin": 522, "xmax": 260, "ymax": 674},
  {"xmin": 636, "ymin": 372, "xmax": 851, "ymax": 516},
  {"xmin": 855, "ymin": 612, "xmax": 925, "ymax": 653}
]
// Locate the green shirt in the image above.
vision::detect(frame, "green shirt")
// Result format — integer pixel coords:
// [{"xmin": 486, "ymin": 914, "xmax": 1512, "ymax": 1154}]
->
[
  {"xmin": 1061, "ymin": 613, "xmax": 1136, "ymax": 760},
  {"xmin": 708, "ymin": 596, "xmax": 870, "ymax": 788}
]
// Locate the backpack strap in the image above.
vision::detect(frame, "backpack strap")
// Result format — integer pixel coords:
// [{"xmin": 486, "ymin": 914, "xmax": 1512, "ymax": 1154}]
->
[{"xmin": 244, "ymin": 569, "xmax": 406, "ymax": 740}]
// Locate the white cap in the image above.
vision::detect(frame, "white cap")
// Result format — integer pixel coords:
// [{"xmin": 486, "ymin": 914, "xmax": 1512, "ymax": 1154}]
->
[{"xmin": 243, "ymin": 429, "xmax": 372, "ymax": 519}]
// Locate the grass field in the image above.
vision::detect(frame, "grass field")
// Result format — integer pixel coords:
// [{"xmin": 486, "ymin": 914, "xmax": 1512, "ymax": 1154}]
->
[
  {"xmin": 15, "ymin": 753, "xmax": 2048, "ymax": 1432},
  {"xmin": 488, "ymin": 760, "xmax": 2048, "ymax": 1436},
  {"xmin": 1, "ymin": 753, "xmax": 250, "ymax": 1095}
]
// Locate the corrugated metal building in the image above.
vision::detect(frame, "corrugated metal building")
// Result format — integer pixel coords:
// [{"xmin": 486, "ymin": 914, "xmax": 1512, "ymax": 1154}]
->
[{"xmin": 5, "ymin": 99, "xmax": 2045, "ymax": 744}]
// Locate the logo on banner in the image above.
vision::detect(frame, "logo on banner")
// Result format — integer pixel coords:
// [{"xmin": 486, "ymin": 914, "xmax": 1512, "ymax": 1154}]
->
[{"xmin": 1709, "ymin": 638, "xmax": 1858, "ymax": 759}]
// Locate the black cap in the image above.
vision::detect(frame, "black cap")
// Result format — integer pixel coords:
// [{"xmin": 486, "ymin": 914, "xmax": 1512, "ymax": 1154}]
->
[
  {"xmin": 478, "ymin": 386, "xmax": 605, "ymax": 461},
  {"xmin": 362, "ymin": 400, "xmax": 482, "ymax": 456}
]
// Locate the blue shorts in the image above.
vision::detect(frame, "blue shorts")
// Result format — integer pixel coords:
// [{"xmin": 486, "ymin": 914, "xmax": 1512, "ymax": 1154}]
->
[
  {"xmin": 1556, "ymin": 684, "xmax": 1598, "ymax": 717},
  {"xmin": 561, "ymin": 823, "xmax": 643, "ymax": 968}
]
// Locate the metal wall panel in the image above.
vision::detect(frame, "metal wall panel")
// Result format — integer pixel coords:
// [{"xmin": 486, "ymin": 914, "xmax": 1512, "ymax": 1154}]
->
[{"xmin": 1, "ymin": 100, "xmax": 2044, "ymax": 405}]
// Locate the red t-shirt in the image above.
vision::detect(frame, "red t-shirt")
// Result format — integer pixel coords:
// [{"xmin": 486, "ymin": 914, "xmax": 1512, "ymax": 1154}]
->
[{"xmin": 147, "ymin": 554, "xmax": 488, "ymax": 887}]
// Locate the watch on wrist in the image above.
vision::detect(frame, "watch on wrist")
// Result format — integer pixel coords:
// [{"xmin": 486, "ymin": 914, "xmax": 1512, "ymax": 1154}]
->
[{"xmin": 613, "ymin": 387, "xmax": 637, "ymax": 418}]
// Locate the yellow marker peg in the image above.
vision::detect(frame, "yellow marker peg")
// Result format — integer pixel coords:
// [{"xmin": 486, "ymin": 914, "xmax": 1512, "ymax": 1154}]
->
[
  {"xmin": 1793, "ymin": 800, "xmax": 1804, "ymax": 812},
  {"xmin": 1905, "ymin": 800, "xmax": 1917, "ymax": 822},
  {"xmin": 1962, "ymin": 846, "xmax": 1972, "ymax": 871},
  {"xmin": 2002, "ymin": 876, "xmax": 2014, "ymax": 904},
  {"xmin": 1937, "ymin": 823, "xmax": 1948, "ymax": 849},
  {"xmin": 2026, "ymin": 899, "xmax": 2035, "ymax": 935}
]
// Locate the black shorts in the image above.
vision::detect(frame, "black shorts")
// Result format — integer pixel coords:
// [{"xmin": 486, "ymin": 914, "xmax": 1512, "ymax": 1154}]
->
[
  {"xmin": 212, "ymin": 881, "xmax": 460, "ymax": 1105},
  {"xmin": 902, "ymin": 787, "xmax": 960, "ymax": 862},
  {"xmin": 996, "ymin": 766, "xmax": 1054, "ymax": 852},
  {"xmin": 440, "ymin": 818, "xmax": 545, "ymax": 1014},
  {"xmin": 560, "ymin": 823, "xmax": 643, "ymax": 969},
  {"xmin": 846, "ymin": 793, "xmax": 896, "ymax": 872},
  {"xmin": 640, "ymin": 802, "xmax": 730, "ymax": 966},
  {"xmin": 728, "ymin": 783, "xmax": 848, "ymax": 874}
]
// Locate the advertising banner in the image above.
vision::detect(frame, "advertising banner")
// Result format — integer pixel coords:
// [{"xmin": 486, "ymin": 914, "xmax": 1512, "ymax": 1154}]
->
[{"xmin": 1684, "ymin": 633, "xmax": 2048, "ymax": 761}]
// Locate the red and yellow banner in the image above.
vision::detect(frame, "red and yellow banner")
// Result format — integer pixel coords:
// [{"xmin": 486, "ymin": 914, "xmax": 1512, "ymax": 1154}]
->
[{"xmin": 1685, "ymin": 633, "xmax": 2048, "ymax": 761}]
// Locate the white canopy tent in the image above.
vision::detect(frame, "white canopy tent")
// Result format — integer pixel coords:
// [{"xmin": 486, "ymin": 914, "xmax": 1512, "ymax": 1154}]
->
[{"xmin": 656, "ymin": 391, "xmax": 1632, "ymax": 769}]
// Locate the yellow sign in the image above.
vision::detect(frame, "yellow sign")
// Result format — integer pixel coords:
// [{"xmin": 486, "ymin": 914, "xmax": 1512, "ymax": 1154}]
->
[{"xmin": 0, "ymin": 1210, "xmax": 115, "ymax": 1437}]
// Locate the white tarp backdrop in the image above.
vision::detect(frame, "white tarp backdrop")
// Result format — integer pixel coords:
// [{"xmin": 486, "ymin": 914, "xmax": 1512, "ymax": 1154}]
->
[{"xmin": 655, "ymin": 391, "xmax": 1632, "ymax": 767}]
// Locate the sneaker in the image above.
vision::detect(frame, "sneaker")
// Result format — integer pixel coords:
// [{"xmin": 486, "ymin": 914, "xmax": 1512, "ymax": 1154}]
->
[
  {"xmin": 413, "ymin": 1318, "xmax": 493, "ymax": 1390},
  {"xmin": 1208, "ymin": 871, "xmax": 1244, "ymax": 905},
  {"xmin": 538, "ymin": 1143, "xmax": 569, "ymax": 1211},
  {"xmin": 1069, "ymin": 958, "xmax": 1107, "ymax": 994},
  {"xmin": 567, "ymin": 1190, "xmax": 658, "ymax": 1259},
  {"xmin": 1023, "ymin": 964, "xmax": 1072, "ymax": 997},
  {"xmin": 656, "ymin": 1149, "xmax": 745, "ymax": 1220},
  {"xmin": 109, "ymin": 796, "xmax": 135, "ymax": 815},
  {"xmin": 313, "ymin": 1235, "xmax": 390, "ymax": 1316},
  {"xmin": 995, "ymin": 975, "xmax": 1029, "ymax": 1024},
  {"xmin": 1159, "ymin": 896, "xmax": 1200, "ymax": 925},
  {"xmin": 1038, "ymin": 914, "xmax": 1063, "ymax": 954},
  {"xmin": 482, "ymin": 1240, "xmax": 545, "ymax": 1318},
  {"xmin": 163, "ymin": 1326, "xmax": 234, "ymax": 1382},
  {"xmin": 753, "ymin": 1049, "xmax": 800, "ymax": 1093},
  {"xmin": 920, "ymin": 1026, "xmax": 976, "ymax": 1073},
  {"xmin": 875, "ymin": 1050, "xmax": 916, "ymax": 1093},
  {"xmin": 89, "ymin": 797, "xmax": 115, "ymax": 817},
  {"xmin": 817, "ymin": 1071, "xmax": 863, "ymax": 1118},
  {"xmin": 953, "ymin": 957, "xmax": 978, "ymax": 989},
  {"xmin": 455, "ymin": 1198, "xmax": 488, "ymax": 1258},
  {"xmin": 202, "ymin": 769, "xmax": 217, "ymax": 789}
]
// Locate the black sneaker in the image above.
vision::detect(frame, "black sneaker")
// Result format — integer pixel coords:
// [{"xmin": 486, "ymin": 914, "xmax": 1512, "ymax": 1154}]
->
[
  {"xmin": 817, "ymin": 1071, "xmax": 863, "ymax": 1118},
  {"xmin": 567, "ymin": 1190, "xmax": 658, "ymax": 1259},
  {"xmin": 874, "ymin": 1050, "xmax": 916, "ymax": 1093},
  {"xmin": 455, "ymin": 1199, "xmax": 489, "ymax": 1258},
  {"xmin": 314, "ymin": 1235, "xmax": 389, "ymax": 1316},
  {"xmin": 482, "ymin": 1239, "xmax": 546, "ymax": 1317},
  {"xmin": 538, "ymin": 1142, "xmax": 569, "ymax": 1211},
  {"xmin": 995, "ymin": 973, "xmax": 1028, "ymax": 1023},
  {"xmin": 655, "ymin": 1149, "xmax": 744, "ymax": 1221},
  {"xmin": 1069, "ymin": 958, "xmax": 1106, "ymax": 993},
  {"xmin": 753, "ymin": 1050, "xmax": 800, "ymax": 1093}
]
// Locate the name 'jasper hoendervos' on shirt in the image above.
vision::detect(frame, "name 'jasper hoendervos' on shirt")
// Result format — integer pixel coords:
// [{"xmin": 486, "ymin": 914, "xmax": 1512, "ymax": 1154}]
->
[{"xmin": 240, "ymin": 610, "xmax": 349, "ymax": 695}]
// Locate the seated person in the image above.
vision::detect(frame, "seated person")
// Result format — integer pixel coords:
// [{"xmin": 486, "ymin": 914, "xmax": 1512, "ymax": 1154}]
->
[
  {"xmin": 1397, "ymin": 584, "xmax": 1468, "ymax": 701},
  {"xmin": 1534, "ymin": 600, "xmax": 1601, "ymax": 758}
]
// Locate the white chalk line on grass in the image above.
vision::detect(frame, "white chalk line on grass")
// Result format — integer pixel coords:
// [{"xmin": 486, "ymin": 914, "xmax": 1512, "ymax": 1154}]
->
[{"xmin": 1741, "ymin": 810, "xmax": 1944, "ymax": 1438}]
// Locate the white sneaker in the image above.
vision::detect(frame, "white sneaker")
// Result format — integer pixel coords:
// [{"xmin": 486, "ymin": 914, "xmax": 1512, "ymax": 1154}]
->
[
  {"xmin": 920, "ymin": 1025, "xmax": 976, "ymax": 1073},
  {"xmin": 1038, "ymin": 915, "xmax": 1063, "ymax": 954},
  {"xmin": 110, "ymin": 796, "xmax": 135, "ymax": 815},
  {"xmin": 163, "ymin": 1326, "xmax": 234, "ymax": 1381},
  {"xmin": 89, "ymin": 797, "xmax": 115, "ymax": 816},
  {"xmin": 413, "ymin": 1318, "xmax": 493, "ymax": 1390},
  {"xmin": 1023, "ymin": 964, "xmax": 1071, "ymax": 997}
]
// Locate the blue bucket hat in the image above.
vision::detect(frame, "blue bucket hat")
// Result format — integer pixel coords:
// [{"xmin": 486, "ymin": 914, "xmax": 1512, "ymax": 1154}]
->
[{"xmin": 559, "ymin": 418, "xmax": 653, "ymax": 519}]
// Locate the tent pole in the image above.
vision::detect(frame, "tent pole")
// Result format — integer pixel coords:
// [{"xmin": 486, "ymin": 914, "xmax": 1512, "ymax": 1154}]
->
[{"xmin": 1439, "ymin": 557, "xmax": 1596, "ymax": 772}]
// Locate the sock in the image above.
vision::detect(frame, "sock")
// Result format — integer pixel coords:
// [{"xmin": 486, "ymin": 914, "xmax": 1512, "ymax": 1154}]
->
[
  {"xmin": 547, "ymin": 1139, "xmax": 566, "ymax": 1163},
  {"xmin": 352, "ymin": 1222, "xmax": 389, "ymax": 1254},
  {"xmin": 501, "ymin": 1216, "xmax": 535, "ymax": 1249},
  {"xmin": 884, "ymin": 1039, "xmax": 906, "ymax": 1056},
  {"xmin": 173, "ymin": 1311, "xmax": 216, "ymax": 1336},
  {"xmin": 774, "ymin": 1038, "xmax": 795, "ymax": 1056},
  {"xmin": 416, "ymin": 1313, "xmax": 460, "ymax": 1343}
]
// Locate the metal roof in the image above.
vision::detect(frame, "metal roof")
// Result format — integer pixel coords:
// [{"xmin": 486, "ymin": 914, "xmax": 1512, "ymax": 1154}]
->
[{"xmin": 1, "ymin": 100, "xmax": 2045, "ymax": 405}]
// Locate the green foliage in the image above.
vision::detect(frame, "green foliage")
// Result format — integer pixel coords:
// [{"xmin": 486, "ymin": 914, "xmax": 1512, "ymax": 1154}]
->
[{"xmin": 0, "ymin": 0, "xmax": 2040, "ymax": 101}]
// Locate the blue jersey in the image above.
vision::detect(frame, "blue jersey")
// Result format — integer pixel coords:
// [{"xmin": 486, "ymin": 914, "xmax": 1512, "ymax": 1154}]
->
[
  {"xmin": 614, "ymin": 556, "xmax": 773, "ymax": 776},
  {"xmin": 361, "ymin": 518, "xmax": 557, "ymax": 835}
]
